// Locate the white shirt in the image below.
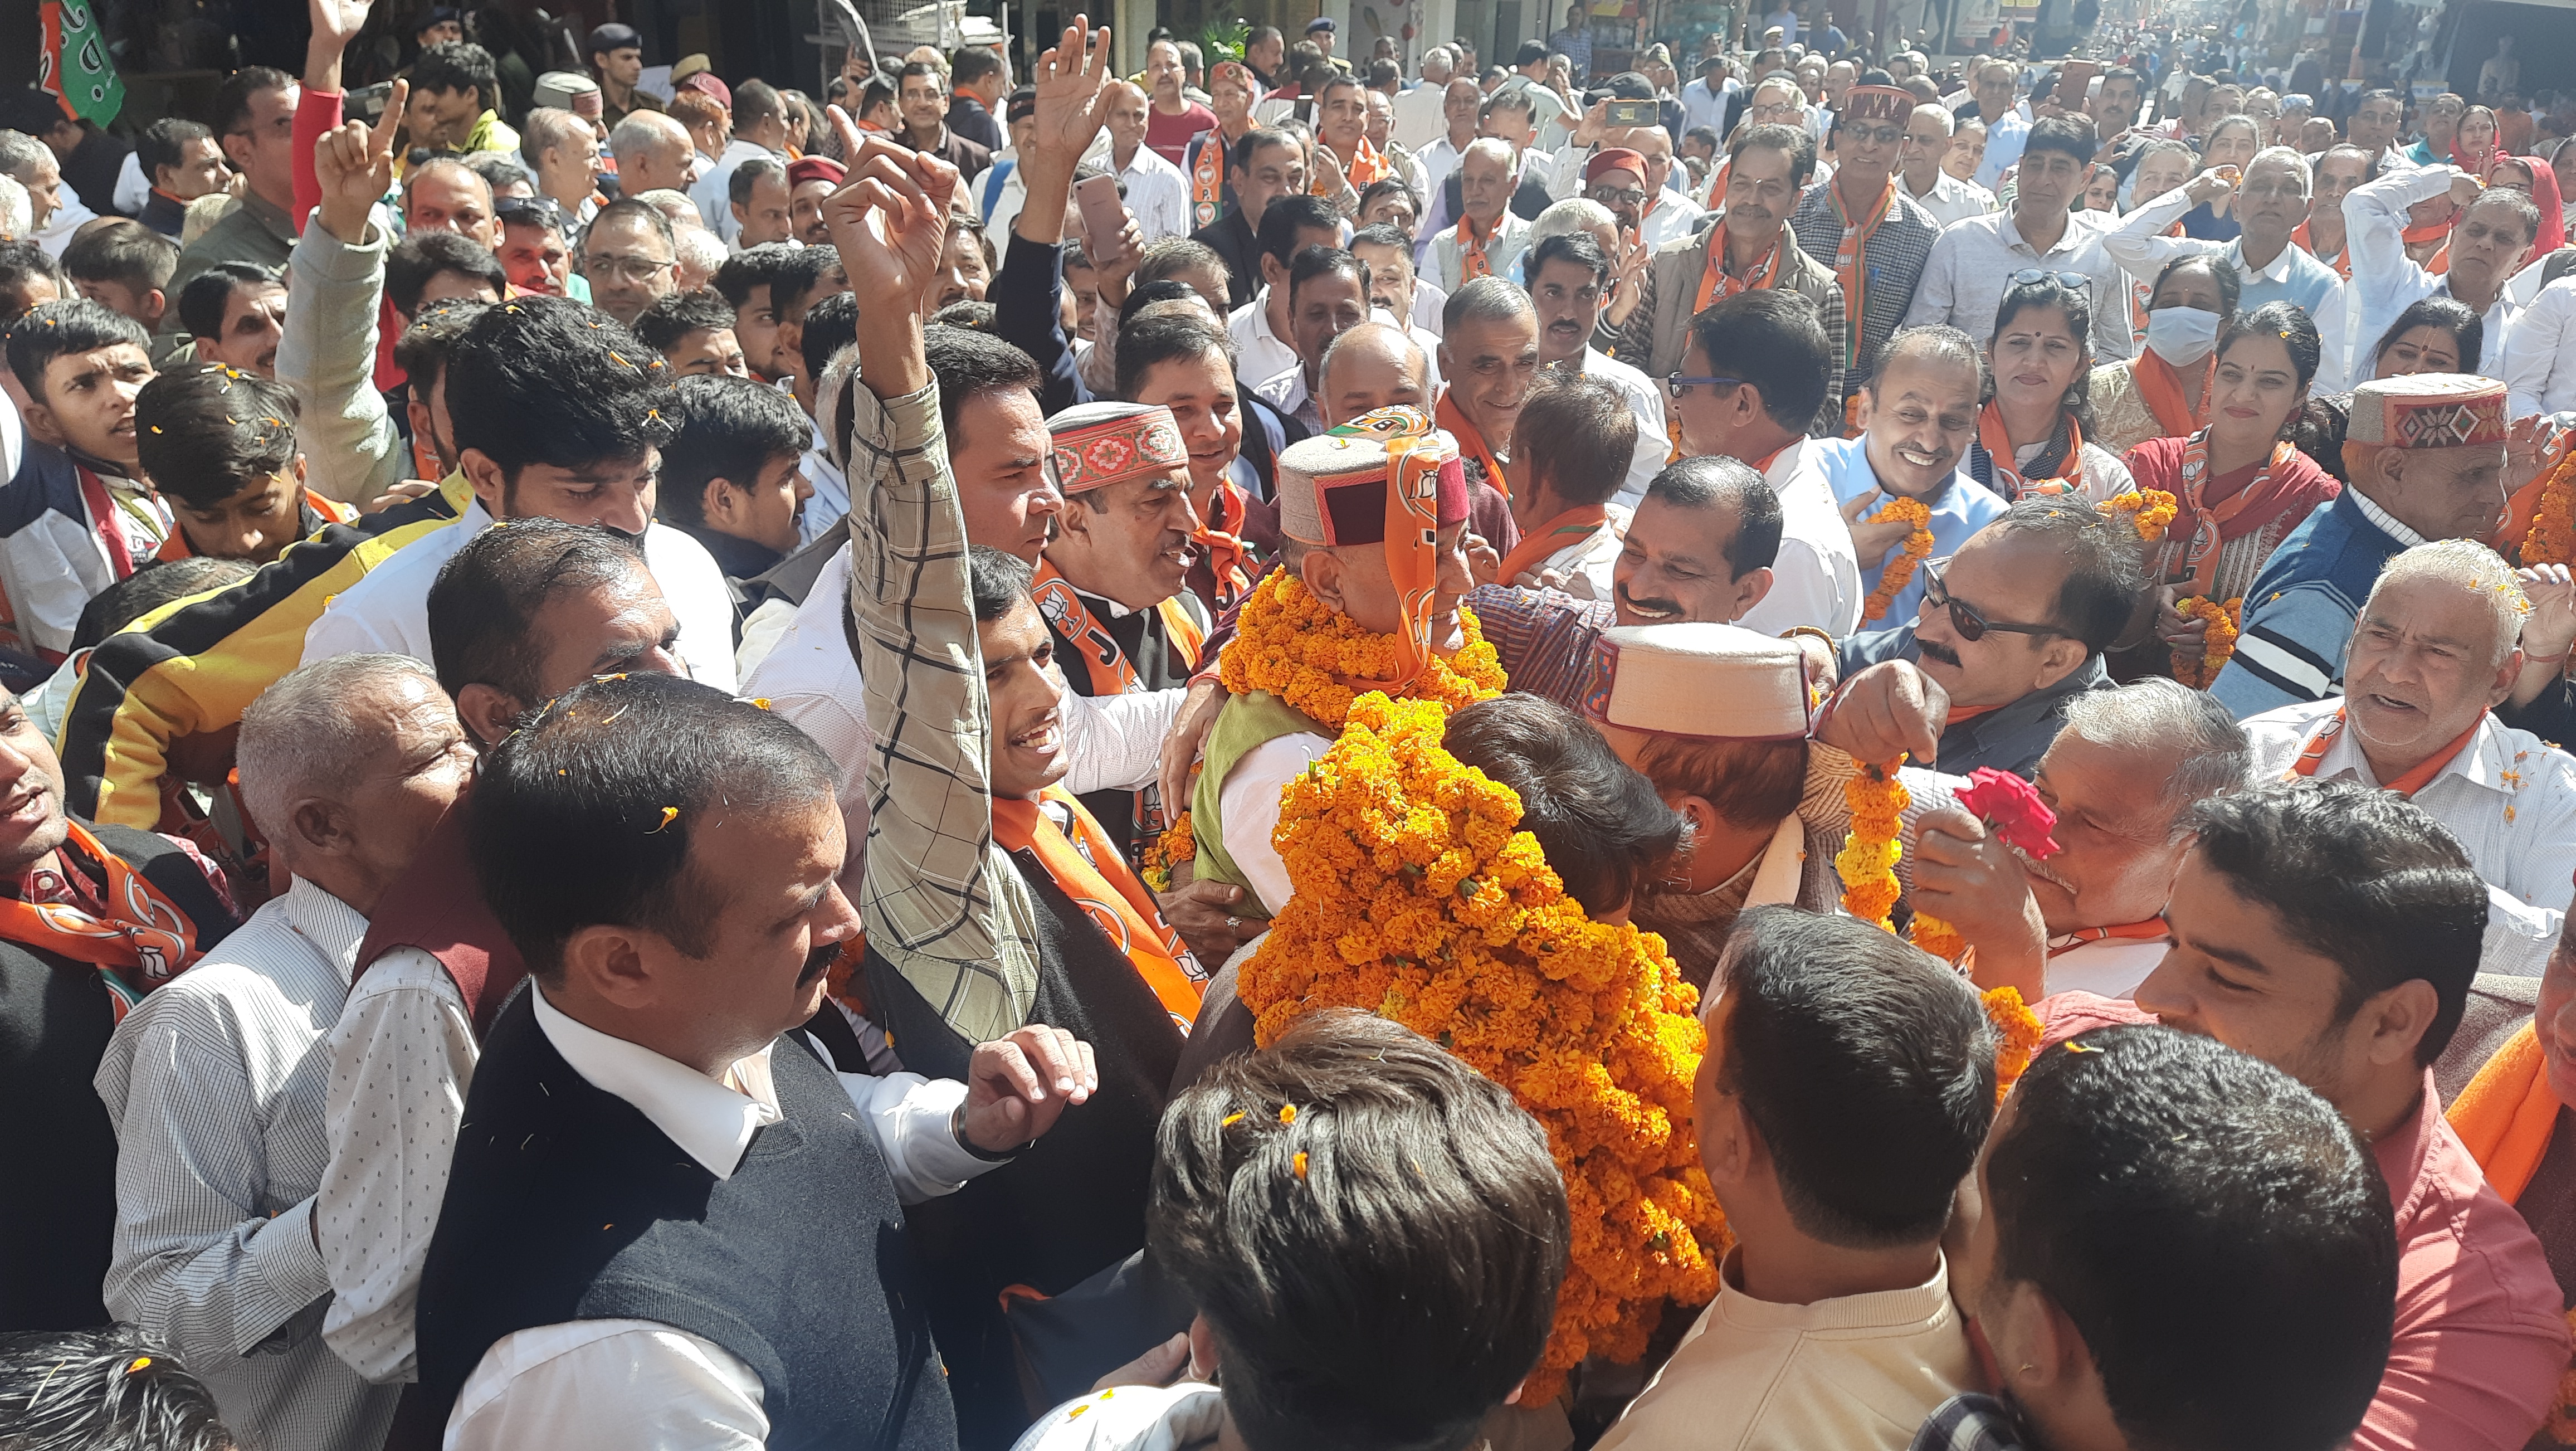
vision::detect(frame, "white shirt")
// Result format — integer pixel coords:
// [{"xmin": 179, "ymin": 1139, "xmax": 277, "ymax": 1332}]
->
[
  {"xmin": 442, "ymin": 987, "xmax": 999, "ymax": 1451},
  {"xmin": 1411, "ymin": 275, "xmax": 1448, "ymax": 337},
  {"xmin": 298, "ymin": 499, "xmax": 740, "ymax": 692},
  {"xmin": 1417, "ymin": 134, "xmax": 1471, "ymax": 206},
  {"xmin": 2042, "ymin": 936, "xmax": 2169, "ymax": 999},
  {"xmin": 2503, "ymin": 275, "xmax": 2576, "ymax": 419},
  {"xmin": 1902, "ymin": 207, "xmax": 2133, "ymax": 362},
  {"xmin": 1681, "ymin": 77, "xmax": 1734, "ymax": 134},
  {"xmin": 1221, "ymin": 727, "xmax": 1333, "ymax": 915},
  {"xmin": 1523, "ymin": 501, "xmax": 1630, "ymax": 600},
  {"xmin": 1430, "ymin": 208, "xmax": 1533, "ymax": 293},
  {"xmin": 2319, "ymin": 162, "xmax": 2518, "ymax": 393},
  {"xmin": 691, "ymin": 139, "xmax": 778, "ymax": 242},
  {"xmin": 1637, "ymin": 192, "xmax": 1708, "ymax": 250},
  {"xmin": 1111, "ymin": 142, "xmax": 1193, "ymax": 246},
  {"xmin": 1578, "ymin": 347, "xmax": 1673, "ymax": 509},
  {"xmin": 1899, "ymin": 169, "xmax": 1996, "ymax": 229},
  {"xmin": 736, "ymin": 541, "xmax": 1185, "ymax": 883},
  {"xmin": 1226, "ymin": 292, "xmax": 1304, "ymax": 393},
  {"xmin": 95, "ymin": 879, "xmax": 401, "ymax": 1451},
  {"xmin": 1597, "ymin": 1250, "xmax": 1975, "ymax": 1451},
  {"xmin": 1391, "ymin": 82, "xmax": 1447, "ymax": 152},
  {"xmin": 2242, "ymin": 699, "xmax": 2576, "ymax": 973},
  {"xmin": 1738, "ymin": 438, "xmax": 1866, "ymax": 639},
  {"xmin": 1973, "ymin": 107, "xmax": 2032, "ymax": 192}
]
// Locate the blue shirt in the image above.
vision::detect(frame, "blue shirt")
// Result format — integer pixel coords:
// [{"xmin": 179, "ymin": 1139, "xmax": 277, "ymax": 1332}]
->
[{"xmin": 1798, "ymin": 436, "xmax": 2010, "ymax": 629}]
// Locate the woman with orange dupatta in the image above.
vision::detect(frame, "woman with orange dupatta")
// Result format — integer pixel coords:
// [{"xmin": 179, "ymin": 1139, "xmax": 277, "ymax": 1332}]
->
[
  {"xmin": 1968, "ymin": 274, "xmax": 2140, "ymax": 504},
  {"xmin": 2121, "ymin": 303, "xmax": 2340, "ymax": 683},
  {"xmin": 2088, "ymin": 253, "xmax": 2240, "ymax": 455},
  {"xmin": 2450, "ymin": 949, "xmax": 2576, "ymax": 1445}
]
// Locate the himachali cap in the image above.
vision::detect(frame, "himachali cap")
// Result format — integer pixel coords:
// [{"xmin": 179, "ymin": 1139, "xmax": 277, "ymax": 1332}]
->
[
  {"xmin": 786, "ymin": 155, "xmax": 846, "ymax": 188},
  {"xmin": 676, "ymin": 68, "xmax": 731, "ymax": 109},
  {"xmin": 1586, "ymin": 148, "xmax": 1648, "ymax": 183},
  {"xmin": 1046, "ymin": 402, "xmax": 1189, "ymax": 494},
  {"xmin": 1586, "ymin": 624, "xmax": 1816, "ymax": 741},
  {"xmin": 2346, "ymin": 373, "xmax": 2510, "ymax": 450},
  {"xmin": 1841, "ymin": 85, "xmax": 1915, "ymax": 124},
  {"xmin": 534, "ymin": 71, "xmax": 601, "ymax": 117},
  {"xmin": 1276, "ymin": 407, "xmax": 1469, "ymax": 547}
]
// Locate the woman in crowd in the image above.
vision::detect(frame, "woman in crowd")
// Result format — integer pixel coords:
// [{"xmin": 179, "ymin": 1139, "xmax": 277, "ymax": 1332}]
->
[
  {"xmin": 2287, "ymin": 296, "xmax": 2486, "ymax": 485},
  {"xmin": 2453, "ymin": 104, "xmax": 2503, "ymax": 177},
  {"xmin": 2180, "ymin": 114, "xmax": 2259, "ymax": 240},
  {"xmin": 2483, "ymin": 154, "xmax": 2567, "ymax": 256},
  {"xmin": 2124, "ymin": 302, "xmax": 2339, "ymax": 678},
  {"xmin": 2081, "ymin": 163, "xmax": 2120, "ymax": 213},
  {"xmin": 2091, "ymin": 254, "xmax": 2242, "ymax": 454},
  {"xmin": 1969, "ymin": 274, "xmax": 2138, "ymax": 503}
]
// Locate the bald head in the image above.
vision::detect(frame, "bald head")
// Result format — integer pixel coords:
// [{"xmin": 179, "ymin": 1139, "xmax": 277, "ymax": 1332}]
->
[{"xmin": 1319, "ymin": 320, "xmax": 1430, "ymax": 426}]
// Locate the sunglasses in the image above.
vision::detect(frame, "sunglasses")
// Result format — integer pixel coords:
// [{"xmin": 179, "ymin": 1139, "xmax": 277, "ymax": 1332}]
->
[
  {"xmin": 2008, "ymin": 269, "xmax": 2093, "ymax": 291},
  {"xmin": 1665, "ymin": 372, "xmax": 1744, "ymax": 399},
  {"xmin": 1921, "ymin": 559, "xmax": 2065, "ymax": 642}
]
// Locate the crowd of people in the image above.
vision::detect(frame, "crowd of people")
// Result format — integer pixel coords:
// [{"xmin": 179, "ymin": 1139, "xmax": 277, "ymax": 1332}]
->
[{"xmin": 6, "ymin": 3, "xmax": 2576, "ymax": 1450}]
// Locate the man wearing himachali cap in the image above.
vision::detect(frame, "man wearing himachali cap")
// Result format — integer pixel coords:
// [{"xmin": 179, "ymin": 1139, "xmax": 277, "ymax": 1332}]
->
[
  {"xmin": 1035, "ymin": 401, "xmax": 1212, "ymax": 869},
  {"xmin": 2217, "ymin": 373, "xmax": 2515, "ymax": 719},
  {"xmin": 1189, "ymin": 413, "xmax": 1476, "ymax": 920},
  {"xmin": 1787, "ymin": 84, "xmax": 1941, "ymax": 421}
]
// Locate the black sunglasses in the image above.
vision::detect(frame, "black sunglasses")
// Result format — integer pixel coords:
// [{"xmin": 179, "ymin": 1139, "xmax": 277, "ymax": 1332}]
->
[{"xmin": 1922, "ymin": 558, "xmax": 2065, "ymax": 643}]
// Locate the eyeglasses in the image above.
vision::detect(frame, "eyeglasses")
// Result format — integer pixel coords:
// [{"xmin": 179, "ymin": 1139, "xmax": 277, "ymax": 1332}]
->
[
  {"xmin": 586, "ymin": 253, "xmax": 675, "ymax": 281},
  {"xmin": 1921, "ymin": 559, "xmax": 2065, "ymax": 642},
  {"xmin": 1841, "ymin": 124, "xmax": 1905, "ymax": 147},
  {"xmin": 1665, "ymin": 372, "xmax": 1744, "ymax": 398},
  {"xmin": 1587, "ymin": 185, "xmax": 1649, "ymax": 207},
  {"xmin": 2008, "ymin": 269, "xmax": 2093, "ymax": 291}
]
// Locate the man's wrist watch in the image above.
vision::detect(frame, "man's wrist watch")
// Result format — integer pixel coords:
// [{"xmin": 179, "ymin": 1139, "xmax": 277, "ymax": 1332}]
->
[{"xmin": 952, "ymin": 1101, "xmax": 1033, "ymax": 1162}]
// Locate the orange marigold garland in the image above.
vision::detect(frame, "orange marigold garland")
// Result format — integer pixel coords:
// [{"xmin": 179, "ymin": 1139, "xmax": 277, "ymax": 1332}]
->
[
  {"xmin": 1235, "ymin": 693, "xmax": 1727, "ymax": 1400},
  {"xmin": 2170, "ymin": 596, "xmax": 2242, "ymax": 690},
  {"xmin": 1219, "ymin": 566, "xmax": 1505, "ymax": 724},
  {"xmin": 1859, "ymin": 497, "xmax": 1934, "ymax": 623},
  {"xmin": 1984, "ymin": 986, "xmax": 2045, "ymax": 1103},
  {"xmin": 2104, "ymin": 487, "xmax": 2179, "ymax": 542},
  {"xmin": 1141, "ymin": 811, "xmax": 1196, "ymax": 893},
  {"xmin": 1836, "ymin": 757, "xmax": 1910, "ymax": 928},
  {"xmin": 2521, "ymin": 441, "xmax": 2576, "ymax": 567}
]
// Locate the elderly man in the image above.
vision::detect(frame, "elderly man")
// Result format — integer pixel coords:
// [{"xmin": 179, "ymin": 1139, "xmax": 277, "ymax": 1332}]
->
[
  {"xmin": 2106, "ymin": 145, "xmax": 2339, "ymax": 317},
  {"xmin": 518, "ymin": 107, "xmax": 603, "ymax": 233},
  {"xmin": 1789, "ymin": 85, "xmax": 1941, "ymax": 424},
  {"xmin": 1840, "ymin": 496, "xmax": 2141, "ymax": 780},
  {"xmin": 1525, "ymin": 231, "xmax": 1666, "ymax": 507},
  {"xmin": 1436, "ymin": 276, "xmax": 1540, "ymax": 505},
  {"xmin": 94, "ymin": 655, "xmax": 465, "ymax": 1451},
  {"xmin": 1253, "ymin": 246, "xmax": 1372, "ymax": 432},
  {"xmin": 1903, "ymin": 677, "xmax": 2251, "ymax": 1004},
  {"xmin": 1904, "ymin": 114, "xmax": 2131, "ymax": 363},
  {"xmin": 2322, "ymin": 162, "xmax": 2541, "ymax": 389},
  {"xmin": 607, "ymin": 111, "xmax": 697, "ymax": 199},
  {"xmin": 576, "ymin": 197, "xmax": 680, "ymax": 326},
  {"xmin": 1957, "ymin": 58, "xmax": 2031, "ymax": 191},
  {"xmin": 1391, "ymin": 46, "xmax": 1454, "ymax": 149},
  {"xmin": 1430, "ymin": 138, "xmax": 1534, "ymax": 292},
  {"xmin": 2042, "ymin": 782, "xmax": 2570, "ymax": 1451},
  {"xmin": 1104, "ymin": 80, "xmax": 1191, "ymax": 245},
  {"xmin": 2220, "ymin": 374, "xmax": 2511, "ymax": 719},
  {"xmin": 2237, "ymin": 540, "xmax": 2576, "ymax": 975},
  {"xmin": 1606, "ymin": 123, "xmax": 1845, "ymax": 418}
]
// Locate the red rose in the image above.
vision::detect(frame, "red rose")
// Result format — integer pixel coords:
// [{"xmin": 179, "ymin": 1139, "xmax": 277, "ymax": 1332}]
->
[{"xmin": 1957, "ymin": 766, "xmax": 2062, "ymax": 859}]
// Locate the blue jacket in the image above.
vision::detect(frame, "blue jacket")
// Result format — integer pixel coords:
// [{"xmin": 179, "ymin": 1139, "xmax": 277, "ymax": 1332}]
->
[{"xmin": 2213, "ymin": 492, "xmax": 2410, "ymax": 719}]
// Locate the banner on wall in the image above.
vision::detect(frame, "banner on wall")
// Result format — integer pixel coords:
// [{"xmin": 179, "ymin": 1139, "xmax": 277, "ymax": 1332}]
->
[{"xmin": 37, "ymin": 0, "xmax": 124, "ymax": 129}]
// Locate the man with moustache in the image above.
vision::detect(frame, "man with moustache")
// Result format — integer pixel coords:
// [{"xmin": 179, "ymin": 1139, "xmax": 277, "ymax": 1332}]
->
[
  {"xmin": 2300, "ymin": 144, "xmax": 2374, "ymax": 279},
  {"xmin": 1526, "ymin": 231, "xmax": 1666, "ymax": 507},
  {"xmin": 1430, "ymin": 138, "xmax": 1535, "ymax": 293},
  {"xmin": 1803, "ymin": 325, "xmax": 2003, "ymax": 626},
  {"xmin": 1602, "ymin": 123, "xmax": 1847, "ymax": 427},
  {"xmin": 1435, "ymin": 277, "xmax": 1540, "ymax": 506},
  {"xmin": 1788, "ymin": 85, "xmax": 1941, "ymax": 427},
  {"xmin": 1252, "ymin": 247, "xmax": 1372, "ymax": 434}
]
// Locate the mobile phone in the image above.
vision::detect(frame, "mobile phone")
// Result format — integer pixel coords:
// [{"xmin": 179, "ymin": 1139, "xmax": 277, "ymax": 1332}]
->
[
  {"xmin": 2056, "ymin": 60, "xmax": 2100, "ymax": 103},
  {"xmin": 1606, "ymin": 98, "xmax": 1658, "ymax": 126},
  {"xmin": 1074, "ymin": 173, "xmax": 1129, "ymax": 266}
]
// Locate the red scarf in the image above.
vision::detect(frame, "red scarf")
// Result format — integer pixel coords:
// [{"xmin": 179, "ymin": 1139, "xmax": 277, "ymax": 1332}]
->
[
  {"xmin": 0, "ymin": 821, "xmax": 207, "ymax": 1021},
  {"xmin": 1695, "ymin": 225, "xmax": 1781, "ymax": 315},
  {"xmin": 993, "ymin": 790, "xmax": 1205, "ymax": 1033},
  {"xmin": 2170, "ymin": 433, "xmax": 2297, "ymax": 597},
  {"xmin": 2286, "ymin": 707, "xmax": 2484, "ymax": 798},
  {"xmin": 75, "ymin": 465, "xmax": 143, "ymax": 587},
  {"xmin": 1495, "ymin": 504, "xmax": 1609, "ymax": 585},
  {"xmin": 2132, "ymin": 348, "xmax": 2215, "ymax": 440},
  {"xmin": 1030, "ymin": 559, "xmax": 1207, "ymax": 697}
]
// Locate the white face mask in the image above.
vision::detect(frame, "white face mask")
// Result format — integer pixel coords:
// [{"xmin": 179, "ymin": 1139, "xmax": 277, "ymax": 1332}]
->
[{"xmin": 2144, "ymin": 305, "xmax": 2222, "ymax": 366}]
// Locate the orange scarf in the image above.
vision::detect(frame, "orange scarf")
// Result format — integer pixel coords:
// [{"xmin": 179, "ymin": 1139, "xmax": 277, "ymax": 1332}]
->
[
  {"xmin": 0, "ymin": 821, "xmax": 206, "ymax": 1021},
  {"xmin": 1334, "ymin": 134, "xmax": 1393, "ymax": 189},
  {"xmin": 1189, "ymin": 130, "xmax": 1229, "ymax": 228},
  {"xmin": 1495, "ymin": 504, "xmax": 1609, "ymax": 585},
  {"xmin": 2172, "ymin": 434, "xmax": 2293, "ymax": 596},
  {"xmin": 1194, "ymin": 478, "xmax": 1255, "ymax": 610},
  {"xmin": 1695, "ymin": 225, "xmax": 1781, "ymax": 315},
  {"xmin": 1826, "ymin": 177, "xmax": 1895, "ymax": 371},
  {"xmin": 1436, "ymin": 389, "xmax": 1507, "ymax": 499},
  {"xmin": 2293, "ymin": 220, "xmax": 2352, "ymax": 279},
  {"xmin": 2286, "ymin": 707, "xmax": 2484, "ymax": 797},
  {"xmin": 1325, "ymin": 407, "xmax": 1456, "ymax": 690},
  {"xmin": 156, "ymin": 490, "xmax": 357, "ymax": 562},
  {"xmin": 2450, "ymin": 1020, "xmax": 2561, "ymax": 1204},
  {"xmin": 1030, "ymin": 559, "xmax": 1206, "ymax": 697},
  {"xmin": 2048, "ymin": 917, "xmax": 2169, "ymax": 956},
  {"xmin": 992, "ymin": 789, "xmax": 1204, "ymax": 1032},
  {"xmin": 1978, "ymin": 402, "xmax": 2086, "ymax": 499},
  {"xmin": 1458, "ymin": 207, "xmax": 1503, "ymax": 280},
  {"xmin": 2132, "ymin": 348, "xmax": 2214, "ymax": 440},
  {"xmin": 2126, "ymin": 218, "xmax": 2188, "ymax": 343}
]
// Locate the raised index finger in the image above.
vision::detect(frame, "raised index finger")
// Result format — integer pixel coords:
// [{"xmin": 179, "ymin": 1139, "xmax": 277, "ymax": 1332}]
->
[{"xmin": 372, "ymin": 78, "xmax": 410, "ymax": 157}]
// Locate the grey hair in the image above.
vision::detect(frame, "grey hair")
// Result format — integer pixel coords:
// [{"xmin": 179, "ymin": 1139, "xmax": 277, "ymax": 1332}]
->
[
  {"xmin": 1462, "ymin": 135, "xmax": 1517, "ymax": 172},
  {"xmin": 2245, "ymin": 145, "xmax": 2311, "ymax": 193},
  {"xmin": 1443, "ymin": 274, "xmax": 1535, "ymax": 332},
  {"xmin": 2133, "ymin": 137, "xmax": 2197, "ymax": 172},
  {"xmin": 520, "ymin": 106, "xmax": 589, "ymax": 165},
  {"xmin": 2060, "ymin": 678, "xmax": 2252, "ymax": 821},
  {"xmin": 608, "ymin": 110, "xmax": 690, "ymax": 167},
  {"xmin": 0, "ymin": 131, "xmax": 48, "ymax": 184},
  {"xmin": 1529, "ymin": 197, "xmax": 1616, "ymax": 246},
  {"xmin": 0, "ymin": 174, "xmax": 26, "ymax": 240},
  {"xmin": 672, "ymin": 223, "xmax": 726, "ymax": 279},
  {"xmin": 2367, "ymin": 538, "xmax": 2530, "ymax": 668},
  {"xmin": 1909, "ymin": 103, "xmax": 1955, "ymax": 137},
  {"xmin": 238, "ymin": 654, "xmax": 452, "ymax": 849}
]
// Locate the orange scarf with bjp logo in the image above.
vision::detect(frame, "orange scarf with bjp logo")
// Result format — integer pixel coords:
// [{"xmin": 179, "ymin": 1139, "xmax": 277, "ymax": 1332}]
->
[{"xmin": 992, "ymin": 790, "xmax": 1204, "ymax": 1032}]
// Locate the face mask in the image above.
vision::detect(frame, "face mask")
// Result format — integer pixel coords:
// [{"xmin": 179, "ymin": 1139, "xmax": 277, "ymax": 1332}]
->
[{"xmin": 2145, "ymin": 305, "xmax": 2221, "ymax": 366}]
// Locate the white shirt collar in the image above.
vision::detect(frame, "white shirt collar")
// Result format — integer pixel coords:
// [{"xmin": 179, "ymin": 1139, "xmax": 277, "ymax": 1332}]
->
[
  {"xmin": 2348, "ymin": 488, "xmax": 2429, "ymax": 549},
  {"xmin": 2311, "ymin": 703, "xmax": 2506, "ymax": 797},
  {"xmin": 530, "ymin": 986, "xmax": 783, "ymax": 1180},
  {"xmin": 281, "ymin": 875, "xmax": 371, "ymax": 986},
  {"xmin": 2228, "ymin": 238, "xmax": 2298, "ymax": 283}
]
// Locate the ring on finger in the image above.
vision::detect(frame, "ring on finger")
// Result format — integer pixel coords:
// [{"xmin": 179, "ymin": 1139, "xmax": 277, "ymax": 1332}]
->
[{"xmin": 1227, "ymin": 916, "xmax": 1242, "ymax": 929}]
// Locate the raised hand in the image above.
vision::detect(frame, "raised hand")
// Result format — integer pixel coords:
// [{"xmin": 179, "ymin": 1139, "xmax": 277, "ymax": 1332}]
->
[
  {"xmin": 1840, "ymin": 487, "xmax": 1917, "ymax": 571},
  {"xmin": 305, "ymin": 0, "xmax": 373, "ymax": 91},
  {"xmin": 2518, "ymin": 564, "xmax": 2576, "ymax": 664},
  {"xmin": 822, "ymin": 120, "xmax": 959, "ymax": 396},
  {"xmin": 314, "ymin": 77, "xmax": 404, "ymax": 244},
  {"xmin": 1027, "ymin": 17, "xmax": 1115, "ymax": 169}
]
